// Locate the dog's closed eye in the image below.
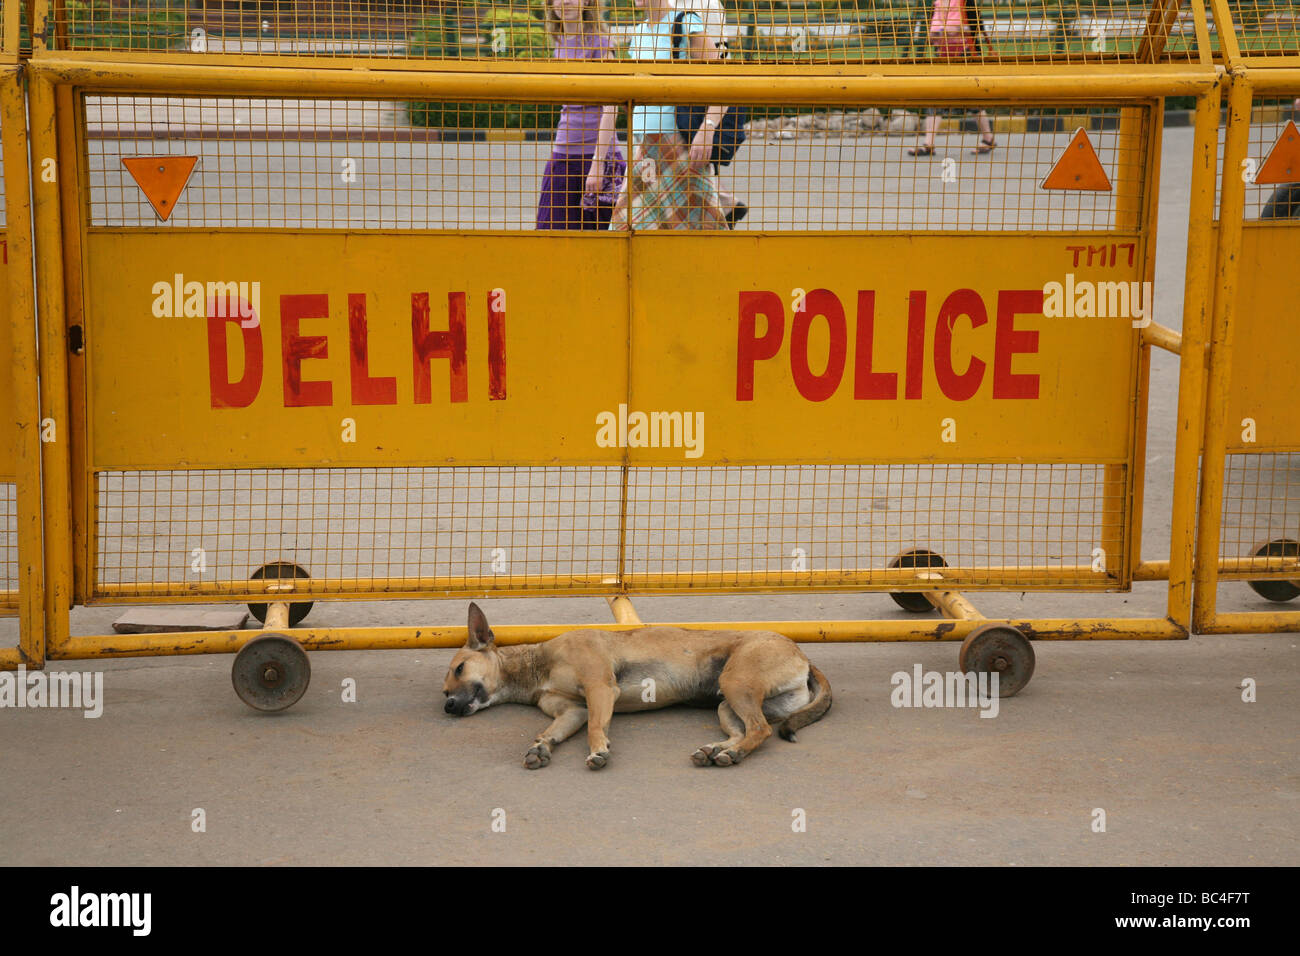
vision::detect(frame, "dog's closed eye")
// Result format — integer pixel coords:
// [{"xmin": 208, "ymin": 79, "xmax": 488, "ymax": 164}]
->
[{"xmin": 455, "ymin": 663, "xmax": 464, "ymax": 678}]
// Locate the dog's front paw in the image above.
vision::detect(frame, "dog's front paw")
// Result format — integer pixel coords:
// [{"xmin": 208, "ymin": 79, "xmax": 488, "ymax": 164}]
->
[
  {"xmin": 585, "ymin": 749, "xmax": 609, "ymax": 770},
  {"xmin": 523, "ymin": 743, "xmax": 551, "ymax": 770},
  {"xmin": 691, "ymin": 744, "xmax": 723, "ymax": 766}
]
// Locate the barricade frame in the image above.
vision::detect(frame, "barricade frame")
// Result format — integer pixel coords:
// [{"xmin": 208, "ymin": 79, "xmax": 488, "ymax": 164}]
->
[
  {"xmin": 16, "ymin": 49, "xmax": 1223, "ymax": 665},
  {"xmin": 1192, "ymin": 2, "xmax": 1300, "ymax": 633}
]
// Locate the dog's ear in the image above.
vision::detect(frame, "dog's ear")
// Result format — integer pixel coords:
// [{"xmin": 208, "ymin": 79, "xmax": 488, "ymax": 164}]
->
[{"xmin": 466, "ymin": 602, "xmax": 495, "ymax": 651}]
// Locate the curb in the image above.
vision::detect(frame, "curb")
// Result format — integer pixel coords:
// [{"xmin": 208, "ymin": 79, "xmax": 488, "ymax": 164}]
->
[
  {"xmin": 84, "ymin": 105, "xmax": 1297, "ymax": 143},
  {"xmin": 927, "ymin": 103, "xmax": 1296, "ymax": 135}
]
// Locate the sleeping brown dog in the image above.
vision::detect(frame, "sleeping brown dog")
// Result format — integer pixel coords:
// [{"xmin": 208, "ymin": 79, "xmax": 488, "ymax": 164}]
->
[{"xmin": 442, "ymin": 603, "xmax": 831, "ymax": 769}]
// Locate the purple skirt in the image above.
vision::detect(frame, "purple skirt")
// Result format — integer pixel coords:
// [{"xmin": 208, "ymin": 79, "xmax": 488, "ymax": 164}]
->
[{"xmin": 535, "ymin": 148, "xmax": 625, "ymax": 230}]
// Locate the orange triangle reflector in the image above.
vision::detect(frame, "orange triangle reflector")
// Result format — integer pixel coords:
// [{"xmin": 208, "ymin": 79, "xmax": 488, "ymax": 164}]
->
[
  {"xmin": 1041, "ymin": 128, "xmax": 1112, "ymax": 191},
  {"xmin": 121, "ymin": 156, "xmax": 198, "ymax": 222},
  {"xmin": 1255, "ymin": 120, "xmax": 1300, "ymax": 186}
]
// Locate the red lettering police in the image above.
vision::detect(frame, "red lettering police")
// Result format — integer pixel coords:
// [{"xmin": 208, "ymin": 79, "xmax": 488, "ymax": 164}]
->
[{"xmin": 736, "ymin": 288, "xmax": 1042, "ymax": 402}]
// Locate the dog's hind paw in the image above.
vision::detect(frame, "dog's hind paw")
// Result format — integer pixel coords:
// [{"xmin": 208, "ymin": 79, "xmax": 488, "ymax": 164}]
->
[
  {"xmin": 585, "ymin": 749, "xmax": 609, "ymax": 770},
  {"xmin": 523, "ymin": 743, "xmax": 551, "ymax": 770}
]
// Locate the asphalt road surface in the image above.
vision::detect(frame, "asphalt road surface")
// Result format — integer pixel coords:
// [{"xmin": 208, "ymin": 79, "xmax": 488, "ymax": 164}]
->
[{"xmin": 1, "ymin": 121, "xmax": 1297, "ymax": 866}]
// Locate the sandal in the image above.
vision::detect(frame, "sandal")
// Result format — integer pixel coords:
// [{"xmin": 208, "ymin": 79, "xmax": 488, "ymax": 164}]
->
[
  {"xmin": 725, "ymin": 201, "xmax": 749, "ymax": 228},
  {"xmin": 907, "ymin": 144, "xmax": 935, "ymax": 157},
  {"xmin": 971, "ymin": 137, "xmax": 997, "ymax": 155}
]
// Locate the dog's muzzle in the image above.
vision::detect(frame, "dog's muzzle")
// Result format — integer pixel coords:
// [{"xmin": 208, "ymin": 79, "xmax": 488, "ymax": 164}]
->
[{"xmin": 444, "ymin": 684, "xmax": 486, "ymax": 716}]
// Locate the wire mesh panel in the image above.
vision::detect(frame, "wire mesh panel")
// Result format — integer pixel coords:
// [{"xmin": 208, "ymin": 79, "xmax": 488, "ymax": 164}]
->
[
  {"xmin": 1214, "ymin": 94, "xmax": 1299, "ymax": 217},
  {"xmin": 0, "ymin": 483, "xmax": 16, "ymax": 607},
  {"xmin": 623, "ymin": 463, "xmax": 1123, "ymax": 588},
  {"xmin": 84, "ymin": 95, "xmax": 1148, "ymax": 231},
  {"xmin": 48, "ymin": 0, "xmax": 1211, "ymax": 64},
  {"xmin": 1219, "ymin": 454, "xmax": 1300, "ymax": 564},
  {"xmin": 1243, "ymin": 94, "xmax": 1300, "ymax": 218},
  {"xmin": 1222, "ymin": 0, "xmax": 1300, "ymax": 57},
  {"xmin": 94, "ymin": 467, "xmax": 624, "ymax": 597},
  {"xmin": 76, "ymin": 88, "xmax": 1153, "ymax": 601},
  {"xmin": 90, "ymin": 462, "xmax": 1124, "ymax": 599}
]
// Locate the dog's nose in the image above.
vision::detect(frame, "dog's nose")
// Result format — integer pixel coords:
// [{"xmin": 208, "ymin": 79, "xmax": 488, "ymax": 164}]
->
[{"xmin": 444, "ymin": 699, "xmax": 458, "ymax": 714}]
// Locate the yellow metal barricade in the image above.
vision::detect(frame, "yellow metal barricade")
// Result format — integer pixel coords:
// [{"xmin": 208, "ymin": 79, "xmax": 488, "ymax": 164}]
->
[
  {"xmin": 1, "ymin": 62, "xmax": 48, "ymax": 669},
  {"xmin": 1194, "ymin": 1, "xmax": 1300, "ymax": 632},
  {"xmin": 20, "ymin": 1, "xmax": 1229, "ymax": 704}
]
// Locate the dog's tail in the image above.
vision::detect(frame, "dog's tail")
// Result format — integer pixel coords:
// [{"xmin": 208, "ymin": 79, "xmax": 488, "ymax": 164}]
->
[{"xmin": 778, "ymin": 663, "xmax": 831, "ymax": 742}]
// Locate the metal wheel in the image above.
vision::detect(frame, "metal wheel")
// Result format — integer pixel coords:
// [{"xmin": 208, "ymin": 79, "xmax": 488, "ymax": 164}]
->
[
  {"xmin": 248, "ymin": 562, "xmax": 314, "ymax": 627},
  {"xmin": 1246, "ymin": 538, "xmax": 1300, "ymax": 603},
  {"xmin": 232, "ymin": 633, "xmax": 311, "ymax": 712},
  {"xmin": 958, "ymin": 624, "xmax": 1035, "ymax": 698},
  {"xmin": 888, "ymin": 548, "xmax": 947, "ymax": 613}
]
